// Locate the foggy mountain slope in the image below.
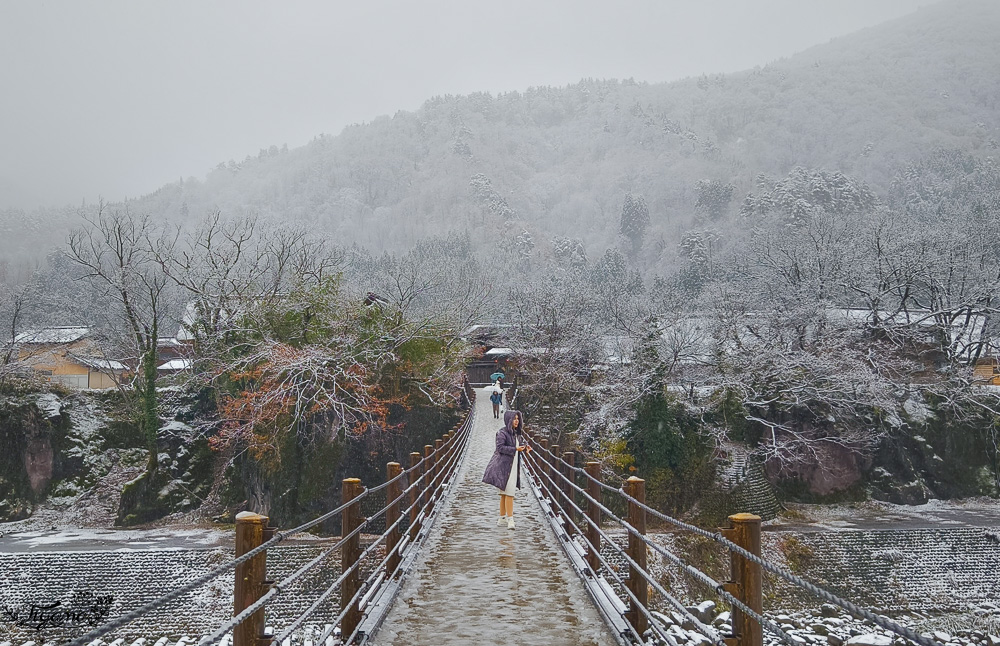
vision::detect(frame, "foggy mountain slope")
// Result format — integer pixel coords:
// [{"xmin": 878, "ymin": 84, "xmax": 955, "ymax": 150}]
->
[{"xmin": 7, "ymin": 0, "xmax": 999, "ymax": 271}]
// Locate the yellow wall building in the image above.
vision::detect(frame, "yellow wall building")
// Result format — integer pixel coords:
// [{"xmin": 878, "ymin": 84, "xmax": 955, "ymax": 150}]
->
[
  {"xmin": 15, "ymin": 327, "xmax": 126, "ymax": 390},
  {"xmin": 973, "ymin": 357, "xmax": 1000, "ymax": 385}
]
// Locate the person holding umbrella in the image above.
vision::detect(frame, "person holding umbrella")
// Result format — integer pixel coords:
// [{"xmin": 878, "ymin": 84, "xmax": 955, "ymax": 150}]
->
[
  {"xmin": 489, "ymin": 383, "xmax": 503, "ymax": 419},
  {"xmin": 482, "ymin": 410, "xmax": 530, "ymax": 529},
  {"xmin": 490, "ymin": 371, "xmax": 506, "ymax": 410}
]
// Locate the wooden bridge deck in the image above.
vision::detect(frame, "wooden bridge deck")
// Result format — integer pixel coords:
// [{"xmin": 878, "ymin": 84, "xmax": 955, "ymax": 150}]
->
[{"xmin": 369, "ymin": 388, "xmax": 616, "ymax": 645}]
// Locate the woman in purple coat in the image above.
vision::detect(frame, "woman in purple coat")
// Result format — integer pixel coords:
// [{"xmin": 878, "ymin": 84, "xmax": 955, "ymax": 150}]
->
[{"xmin": 482, "ymin": 410, "xmax": 530, "ymax": 529}]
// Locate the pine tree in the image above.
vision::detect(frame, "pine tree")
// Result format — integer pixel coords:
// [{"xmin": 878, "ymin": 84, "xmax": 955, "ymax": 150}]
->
[{"xmin": 619, "ymin": 193, "xmax": 649, "ymax": 255}]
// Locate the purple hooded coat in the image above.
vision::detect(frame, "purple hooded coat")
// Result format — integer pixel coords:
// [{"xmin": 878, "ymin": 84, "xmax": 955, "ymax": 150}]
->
[{"xmin": 482, "ymin": 410, "xmax": 524, "ymax": 491}]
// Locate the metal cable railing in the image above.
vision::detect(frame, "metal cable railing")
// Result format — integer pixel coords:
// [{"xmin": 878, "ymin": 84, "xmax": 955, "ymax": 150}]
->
[
  {"xmin": 524, "ymin": 434, "xmax": 945, "ymax": 646},
  {"xmin": 199, "ymin": 518, "xmax": 372, "ymax": 645},
  {"xmin": 526, "ymin": 450, "xmax": 795, "ymax": 646},
  {"xmin": 272, "ymin": 417, "xmax": 474, "ymax": 644},
  {"xmin": 524, "ymin": 450, "xmax": 729, "ymax": 646},
  {"xmin": 210, "ymin": 450, "xmax": 462, "ymax": 646},
  {"xmin": 69, "ymin": 381, "xmax": 476, "ymax": 646}
]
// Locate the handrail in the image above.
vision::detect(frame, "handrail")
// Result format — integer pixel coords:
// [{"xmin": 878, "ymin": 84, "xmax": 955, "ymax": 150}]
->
[
  {"xmin": 524, "ymin": 451, "xmax": 726, "ymax": 646},
  {"xmin": 68, "ymin": 387, "xmax": 476, "ymax": 646},
  {"xmin": 525, "ymin": 450, "xmax": 792, "ymax": 645},
  {"xmin": 522, "ymin": 425, "xmax": 944, "ymax": 646}
]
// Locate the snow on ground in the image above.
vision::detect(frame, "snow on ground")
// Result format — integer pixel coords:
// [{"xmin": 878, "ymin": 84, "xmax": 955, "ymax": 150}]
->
[
  {"xmin": 0, "ymin": 526, "xmax": 229, "ymax": 553},
  {"xmin": 772, "ymin": 498, "xmax": 1000, "ymax": 532},
  {"xmin": 34, "ymin": 392, "xmax": 62, "ymax": 417}
]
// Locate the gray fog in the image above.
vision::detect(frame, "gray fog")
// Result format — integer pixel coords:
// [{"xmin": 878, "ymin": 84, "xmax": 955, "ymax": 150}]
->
[{"xmin": 1, "ymin": 0, "xmax": 930, "ymax": 210}]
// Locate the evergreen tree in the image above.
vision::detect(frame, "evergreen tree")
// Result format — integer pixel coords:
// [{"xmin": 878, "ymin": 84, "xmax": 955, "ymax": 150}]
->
[
  {"xmin": 619, "ymin": 193, "xmax": 649, "ymax": 255},
  {"xmin": 695, "ymin": 179, "xmax": 735, "ymax": 220}
]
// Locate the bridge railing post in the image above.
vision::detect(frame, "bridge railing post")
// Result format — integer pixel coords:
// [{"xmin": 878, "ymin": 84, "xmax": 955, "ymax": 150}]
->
[
  {"xmin": 409, "ymin": 452, "xmax": 421, "ymax": 541},
  {"xmin": 432, "ymin": 439, "xmax": 443, "ymax": 502},
  {"xmin": 386, "ymin": 462, "xmax": 403, "ymax": 577},
  {"xmin": 561, "ymin": 451, "xmax": 577, "ymax": 537},
  {"xmin": 585, "ymin": 461, "xmax": 602, "ymax": 575},
  {"xmin": 549, "ymin": 444, "xmax": 560, "ymax": 516},
  {"xmin": 423, "ymin": 444, "xmax": 434, "ymax": 513},
  {"xmin": 234, "ymin": 512, "xmax": 270, "ymax": 646},
  {"xmin": 539, "ymin": 439, "xmax": 550, "ymax": 483},
  {"xmin": 625, "ymin": 476, "xmax": 648, "ymax": 637},
  {"xmin": 724, "ymin": 513, "xmax": 763, "ymax": 646},
  {"xmin": 341, "ymin": 477, "xmax": 364, "ymax": 640}
]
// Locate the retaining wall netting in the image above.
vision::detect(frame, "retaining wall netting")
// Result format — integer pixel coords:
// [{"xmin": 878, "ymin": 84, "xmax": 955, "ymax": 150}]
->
[
  {"xmin": 0, "ymin": 540, "xmax": 395, "ymax": 644},
  {"xmin": 761, "ymin": 527, "xmax": 1000, "ymax": 613},
  {"xmin": 586, "ymin": 527, "xmax": 1000, "ymax": 618},
  {"xmin": 3, "ymin": 526, "xmax": 997, "ymax": 642}
]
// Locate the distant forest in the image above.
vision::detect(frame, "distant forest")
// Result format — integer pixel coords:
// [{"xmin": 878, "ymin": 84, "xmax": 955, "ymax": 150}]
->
[
  {"xmin": 1, "ymin": 0, "xmax": 998, "ymax": 280},
  {"xmin": 2, "ymin": 0, "xmax": 1000, "ymax": 520}
]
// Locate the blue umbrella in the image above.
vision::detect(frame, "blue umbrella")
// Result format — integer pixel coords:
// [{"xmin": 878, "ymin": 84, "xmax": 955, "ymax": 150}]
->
[{"xmin": 490, "ymin": 371, "xmax": 506, "ymax": 382}]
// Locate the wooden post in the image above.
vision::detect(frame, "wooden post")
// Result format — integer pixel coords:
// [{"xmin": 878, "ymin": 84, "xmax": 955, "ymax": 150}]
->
[
  {"xmin": 585, "ymin": 461, "xmax": 602, "ymax": 574},
  {"xmin": 539, "ymin": 439, "xmax": 550, "ymax": 483},
  {"xmin": 409, "ymin": 452, "xmax": 421, "ymax": 541},
  {"xmin": 562, "ymin": 451, "xmax": 577, "ymax": 537},
  {"xmin": 340, "ymin": 478, "xmax": 364, "ymax": 640},
  {"xmin": 234, "ymin": 512, "xmax": 269, "ymax": 646},
  {"xmin": 434, "ymin": 438, "xmax": 444, "ymax": 482},
  {"xmin": 424, "ymin": 444, "xmax": 434, "ymax": 512},
  {"xmin": 625, "ymin": 476, "xmax": 648, "ymax": 636},
  {"xmin": 549, "ymin": 444, "xmax": 560, "ymax": 512},
  {"xmin": 549, "ymin": 444, "xmax": 559, "ymax": 487},
  {"xmin": 386, "ymin": 462, "xmax": 403, "ymax": 578},
  {"xmin": 724, "ymin": 513, "xmax": 763, "ymax": 646}
]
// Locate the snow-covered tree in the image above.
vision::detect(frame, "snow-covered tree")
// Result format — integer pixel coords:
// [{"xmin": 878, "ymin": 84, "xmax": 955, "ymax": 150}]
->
[{"xmin": 619, "ymin": 192, "xmax": 650, "ymax": 255}]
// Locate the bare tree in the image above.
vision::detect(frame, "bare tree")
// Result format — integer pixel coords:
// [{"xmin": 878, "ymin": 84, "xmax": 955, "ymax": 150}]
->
[
  {"xmin": 158, "ymin": 212, "xmax": 345, "ymax": 355},
  {"xmin": 0, "ymin": 281, "xmax": 34, "ymax": 389},
  {"xmin": 67, "ymin": 203, "xmax": 174, "ymax": 471}
]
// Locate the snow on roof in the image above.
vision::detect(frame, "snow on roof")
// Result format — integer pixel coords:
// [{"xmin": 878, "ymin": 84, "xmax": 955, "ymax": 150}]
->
[
  {"xmin": 158, "ymin": 358, "xmax": 192, "ymax": 371},
  {"xmin": 484, "ymin": 347, "xmax": 513, "ymax": 356},
  {"xmin": 175, "ymin": 299, "xmax": 246, "ymax": 341},
  {"xmin": 827, "ymin": 307, "xmax": 991, "ymax": 360},
  {"xmin": 14, "ymin": 326, "xmax": 90, "ymax": 344},
  {"xmin": 461, "ymin": 323, "xmax": 518, "ymax": 338},
  {"xmin": 71, "ymin": 354, "xmax": 127, "ymax": 371}
]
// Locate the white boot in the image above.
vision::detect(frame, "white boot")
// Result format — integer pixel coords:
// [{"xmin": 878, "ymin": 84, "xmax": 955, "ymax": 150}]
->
[
  {"xmin": 507, "ymin": 516, "xmax": 516, "ymax": 530},
  {"xmin": 497, "ymin": 515, "xmax": 507, "ymax": 526}
]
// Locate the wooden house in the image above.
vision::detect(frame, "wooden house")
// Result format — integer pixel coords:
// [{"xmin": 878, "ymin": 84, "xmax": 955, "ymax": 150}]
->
[
  {"xmin": 973, "ymin": 356, "xmax": 1000, "ymax": 385},
  {"xmin": 14, "ymin": 327, "xmax": 125, "ymax": 389}
]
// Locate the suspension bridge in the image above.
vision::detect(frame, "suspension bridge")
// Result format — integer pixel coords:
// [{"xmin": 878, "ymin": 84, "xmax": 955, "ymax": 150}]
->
[{"xmin": 56, "ymin": 383, "xmax": 952, "ymax": 646}]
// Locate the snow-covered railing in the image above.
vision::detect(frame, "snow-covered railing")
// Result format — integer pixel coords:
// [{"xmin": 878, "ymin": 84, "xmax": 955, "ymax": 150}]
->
[
  {"xmin": 523, "ymin": 438, "xmax": 948, "ymax": 646},
  {"xmin": 65, "ymin": 389, "xmax": 476, "ymax": 646}
]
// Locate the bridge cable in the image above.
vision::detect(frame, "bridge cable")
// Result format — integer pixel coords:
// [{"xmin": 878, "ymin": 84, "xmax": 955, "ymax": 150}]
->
[
  {"xmin": 525, "ymin": 451, "xmax": 761, "ymax": 646},
  {"xmin": 524, "ymin": 489, "xmax": 672, "ymax": 645},
  {"xmin": 271, "ymin": 418, "xmax": 473, "ymax": 645},
  {"xmin": 68, "ymin": 407, "xmax": 476, "ymax": 646},
  {"xmin": 530, "ymin": 437, "xmax": 943, "ymax": 646},
  {"xmin": 616, "ymin": 488, "xmax": 944, "ymax": 646},
  {"xmin": 525, "ymin": 452, "xmax": 707, "ymax": 646}
]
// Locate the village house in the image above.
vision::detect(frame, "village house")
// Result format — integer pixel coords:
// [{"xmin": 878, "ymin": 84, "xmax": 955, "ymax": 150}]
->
[
  {"xmin": 973, "ymin": 355, "xmax": 1000, "ymax": 385},
  {"xmin": 14, "ymin": 326, "xmax": 125, "ymax": 389},
  {"xmin": 156, "ymin": 336, "xmax": 192, "ymax": 374}
]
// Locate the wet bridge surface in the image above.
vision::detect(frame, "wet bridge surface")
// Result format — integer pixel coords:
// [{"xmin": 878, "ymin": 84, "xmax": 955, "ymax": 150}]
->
[{"xmin": 370, "ymin": 388, "xmax": 615, "ymax": 645}]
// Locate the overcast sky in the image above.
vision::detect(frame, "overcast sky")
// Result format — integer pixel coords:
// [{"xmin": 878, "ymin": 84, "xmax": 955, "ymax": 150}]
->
[{"xmin": 0, "ymin": 0, "xmax": 933, "ymax": 210}]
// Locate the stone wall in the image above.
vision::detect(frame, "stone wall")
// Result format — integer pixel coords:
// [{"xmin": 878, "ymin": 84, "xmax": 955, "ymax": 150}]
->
[
  {"xmin": 762, "ymin": 527, "xmax": 1000, "ymax": 613},
  {"xmin": 598, "ymin": 525, "xmax": 999, "ymax": 617},
  {"xmin": 0, "ymin": 541, "xmax": 387, "ymax": 644}
]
